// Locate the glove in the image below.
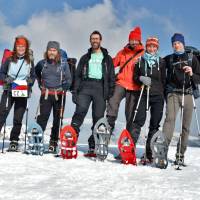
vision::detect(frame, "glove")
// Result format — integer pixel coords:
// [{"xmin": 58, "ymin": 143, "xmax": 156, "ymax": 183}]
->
[
  {"xmin": 5, "ymin": 76, "xmax": 14, "ymax": 84},
  {"xmin": 62, "ymin": 83, "xmax": 70, "ymax": 91},
  {"xmin": 139, "ymin": 76, "xmax": 151, "ymax": 87},
  {"xmin": 26, "ymin": 77, "xmax": 34, "ymax": 87},
  {"xmin": 62, "ymin": 79, "xmax": 71, "ymax": 91},
  {"xmin": 72, "ymin": 91, "xmax": 78, "ymax": 104}
]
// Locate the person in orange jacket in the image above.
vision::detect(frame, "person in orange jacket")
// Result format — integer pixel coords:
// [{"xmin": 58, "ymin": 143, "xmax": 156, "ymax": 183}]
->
[{"xmin": 106, "ymin": 27, "xmax": 144, "ymax": 143}]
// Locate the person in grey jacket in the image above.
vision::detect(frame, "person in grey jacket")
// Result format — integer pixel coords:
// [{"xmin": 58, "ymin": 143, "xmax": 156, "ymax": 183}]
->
[{"xmin": 35, "ymin": 41, "xmax": 72, "ymax": 153}]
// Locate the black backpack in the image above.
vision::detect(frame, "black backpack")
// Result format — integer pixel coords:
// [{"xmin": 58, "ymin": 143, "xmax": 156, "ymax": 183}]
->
[
  {"xmin": 59, "ymin": 49, "xmax": 76, "ymax": 90},
  {"xmin": 185, "ymin": 46, "xmax": 200, "ymax": 99},
  {"xmin": 67, "ymin": 58, "xmax": 77, "ymax": 91}
]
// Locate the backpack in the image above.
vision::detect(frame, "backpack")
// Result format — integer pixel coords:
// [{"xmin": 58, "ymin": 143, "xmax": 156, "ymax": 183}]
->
[
  {"xmin": 0, "ymin": 49, "xmax": 13, "ymax": 86},
  {"xmin": 67, "ymin": 57, "xmax": 76, "ymax": 91},
  {"xmin": 60, "ymin": 49, "xmax": 76, "ymax": 91},
  {"xmin": 185, "ymin": 46, "xmax": 200, "ymax": 99},
  {"xmin": 1, "ymin": 49, "xmax": 13, "ymax": 65}
]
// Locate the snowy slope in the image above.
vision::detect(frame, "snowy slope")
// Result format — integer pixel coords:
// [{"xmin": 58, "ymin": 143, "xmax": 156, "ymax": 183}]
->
[{"xmin": 0, "ymin": 119, "xmax": 200, "ymax": 200}]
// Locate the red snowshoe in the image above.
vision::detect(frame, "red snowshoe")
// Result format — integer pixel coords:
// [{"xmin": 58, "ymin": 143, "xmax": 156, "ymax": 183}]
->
[
  {"xmin": 60, "ymin": 125, "xmax": 78, "ymax": 159},
  {"xmin": 118, "ymin": 129, "xmax": 137, "ymax": 165}
]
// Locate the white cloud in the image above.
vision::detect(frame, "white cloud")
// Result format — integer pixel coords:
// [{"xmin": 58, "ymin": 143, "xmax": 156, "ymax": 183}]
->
[
  {"xmin": 0, "ymin": 0, "xmax": 182, "ymax": 61},
  {"xmin": 0, "ymin": 0, "xmax": 132, "ymax": 61}
]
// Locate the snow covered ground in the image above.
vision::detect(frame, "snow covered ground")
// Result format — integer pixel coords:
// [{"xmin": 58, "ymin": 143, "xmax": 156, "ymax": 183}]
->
[{"xmin": 0, "ymin": 119, "xmax": 200, "ymax": 200}]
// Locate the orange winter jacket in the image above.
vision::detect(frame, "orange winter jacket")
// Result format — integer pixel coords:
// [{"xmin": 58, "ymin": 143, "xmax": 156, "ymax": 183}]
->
[{"xmin": 113, "ymin": 44, "xmax": 144, "ymax": 91}]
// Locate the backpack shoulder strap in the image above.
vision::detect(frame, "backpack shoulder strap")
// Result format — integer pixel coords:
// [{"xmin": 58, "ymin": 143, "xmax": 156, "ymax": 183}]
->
[
  {"xmin": 169, "ymin": 54, "xmax": 173, "ymax": 66},
  {"xmin": 122, "ymin": 48, "xmax": 143, "ymax": 70},
  {"xmin": 60, "ymin": 58, "xmax": 69, "ymax": 83},
  {"xmin": 187, "ymin": 52, "xmax": 193, "ymax": 66},
  {"xmin": 60, "ymin": 58, "xmax": 67, "ymax": 71},
  {"xmin": 14, "ymin": 59, "xmax": 25, "ymax": 79},
  {"xmin": 41, "ymin": 60, "xmax": 47, "ymax": 74}
]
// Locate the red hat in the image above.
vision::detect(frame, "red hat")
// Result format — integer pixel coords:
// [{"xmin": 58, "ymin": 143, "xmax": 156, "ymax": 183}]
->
[
  {"xmin": 146, "ymin": 37, "xmax": 159, "ymax": 48},
  {"xmin": 129, "ymin": 26, "xmax": 142, "ymax": 41},
  {"xmin": 15, "ymin": 37, "xmax": 27, "ymax": 47}
]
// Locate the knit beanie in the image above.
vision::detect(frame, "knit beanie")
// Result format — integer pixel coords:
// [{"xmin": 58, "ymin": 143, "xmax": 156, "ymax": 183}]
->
[{"xmin": 129, "ymin": 26, "xmax": 142, "ymax": 41}]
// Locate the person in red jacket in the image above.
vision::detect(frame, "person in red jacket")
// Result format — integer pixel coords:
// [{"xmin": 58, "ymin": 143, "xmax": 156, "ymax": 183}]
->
[{"xmin": 106, "ymin": 27, "xmax": 144, "ymax": 142}]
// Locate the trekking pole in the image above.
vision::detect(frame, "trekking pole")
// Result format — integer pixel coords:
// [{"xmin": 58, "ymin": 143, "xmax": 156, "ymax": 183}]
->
[
  {"xmin": 55, "ymin": 91, "xmax": 66, "ymax": 157},
  {"xmin": 35, "ymin": 100, "xmax": 40, "ymax": 120},
  {"xmin": 1, "ymin": 91, "xmax": 9, "ymax": 153},
  {"xmin": 177, "ymin": 73, "xmax": 185, "ymax": 170},
  {"xmin": 24, "ymin": 96, "xmax": 29, "ymax": 152},
  {"xmin": 132, "ymin": 85, "xmax": 145, "ymax": 122},
  {"xmin": 191, "ymin": 94, "xmax": 200, "ymax": 137},
  {"xmin": 59, "ymin": 91, "xmax": 66, "ymax": 131},
  {"xmin": 59, "ymin": 64, "xmax": 66, "ymax": 134},
  {"xmin": 143, "ymin": 86, "xmax": 150, "ymax": 162}
]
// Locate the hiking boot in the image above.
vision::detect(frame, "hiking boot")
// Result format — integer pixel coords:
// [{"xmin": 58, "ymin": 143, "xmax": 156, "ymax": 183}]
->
[
  {"xmin": 48, "ymin": 140, "xmax": 58, "ymax": 153},
  {"xmin": 84, "ymin": 148, "xmax": 96, "ymax": 157},
  {"xmin": 8, "ymin": 140, "xmax": 19, "ymax": 152},
  {"xmin": 107, "ymin": 116, "xmax": 115, "ymax": 133},
  {"xmin": 174, "ymin": 153, "xmax": 185, "ymax": 166},
  {"xmin": 140, "ymin": 153, "xmax": 153, "ymax": 165},
  {"xmin": 114, "ymin": 154, "xmax": 122, "ymax": 160}
]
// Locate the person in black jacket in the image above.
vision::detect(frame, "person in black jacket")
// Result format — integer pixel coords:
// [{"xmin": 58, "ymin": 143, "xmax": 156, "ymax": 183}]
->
[
  {"xmin": 71, "ymin": 30, "xmax": 115, "ymax": 156},
  {"xmin": 0, "ymin": 35, "xmax": 35, "ymax": 151},
  {"xmin": 134, "ymin": 37, "xmax": 166, "ymax": 163},
  {"xmin": 162, "ymin": 33, "xmax": 200, "ymax": 165},
  {"xmin": 35, "ymin": 41, "xmax": 72, "ymax": 153}
]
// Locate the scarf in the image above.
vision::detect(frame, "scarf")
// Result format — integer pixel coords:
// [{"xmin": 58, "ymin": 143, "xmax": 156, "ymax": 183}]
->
[{"xmin": 143, "ymin": 52, "xmax": 159, "ymax": 75}]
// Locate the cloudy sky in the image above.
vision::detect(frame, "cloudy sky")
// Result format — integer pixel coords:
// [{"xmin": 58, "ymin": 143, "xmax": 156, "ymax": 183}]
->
[
  {"xmin": 0, "ymin": 0, "xmax": 200, "ymax": 58},
  {"xmin": 0, "ymin": 0, "xmax": 199, "ymax": 134}
]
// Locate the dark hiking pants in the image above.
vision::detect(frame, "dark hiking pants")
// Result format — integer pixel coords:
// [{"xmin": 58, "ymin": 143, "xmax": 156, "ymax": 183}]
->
[
  {"xmin": 71, "ymin": 81, "xmax": 106, "ymax": 149},
  {"xmin": 0, "ymin": 91, "xmax": 27, "ymax": 141}
]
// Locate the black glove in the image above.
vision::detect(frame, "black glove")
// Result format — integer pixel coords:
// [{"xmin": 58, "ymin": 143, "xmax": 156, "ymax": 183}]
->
[
  {"xmin": 72, "ymin": 91, "xmax": 78, "ymax": 104},
  {"xmin": 5, "ymin": 76, "xmax": 14, "ymax": 84},
  {"xmin": 62, "ymin": 83, "xmax": 70, "ymax": 91},
  {"xmin": 139, "ymin": 76, "xmax": 151, "ymax": 87}
]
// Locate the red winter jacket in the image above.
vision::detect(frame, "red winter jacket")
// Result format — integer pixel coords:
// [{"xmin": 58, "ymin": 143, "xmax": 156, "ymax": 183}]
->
[{"xmin": 113, "ymin": 44, "xmax": 144, "ymax": 91}]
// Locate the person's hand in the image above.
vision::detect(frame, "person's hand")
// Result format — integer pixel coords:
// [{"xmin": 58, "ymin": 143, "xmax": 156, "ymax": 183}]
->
[
  {"xmin": 183, "ymin": 66, "xmax": 193, "ymax": 76},
  {"xmin": 139, "ymin": 76, "xmax": 151, "ymax": 87},
  {"xmin": 72, "ymin": 91, "xmax": 78, "ymax": 104},
  {"xmin": 5, "ymin": 76, "xmax": 14, "ymax": 84}
]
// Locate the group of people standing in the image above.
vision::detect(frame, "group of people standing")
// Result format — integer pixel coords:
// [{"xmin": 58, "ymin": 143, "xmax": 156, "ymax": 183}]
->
[{"xmin": 0, "ymin": 26, "xmax": 200, "ymax": 164}]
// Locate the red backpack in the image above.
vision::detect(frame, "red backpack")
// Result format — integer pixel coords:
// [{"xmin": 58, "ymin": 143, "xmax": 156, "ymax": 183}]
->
[
  {"xmin": 1, "ymin": 49, "xmax": 13, "ymax": 65},
  {"xmin": 0, "ymin": 49, "xmax": 13, "ymax": 85}
]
